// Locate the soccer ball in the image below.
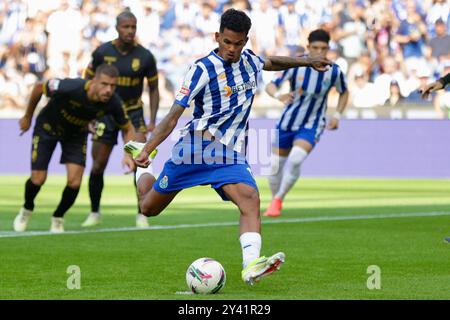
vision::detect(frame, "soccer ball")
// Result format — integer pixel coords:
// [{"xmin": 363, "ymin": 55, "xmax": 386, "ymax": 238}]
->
[{"xmin": 186, "ymin": 257, "xmax": 226, "ymax": 294}]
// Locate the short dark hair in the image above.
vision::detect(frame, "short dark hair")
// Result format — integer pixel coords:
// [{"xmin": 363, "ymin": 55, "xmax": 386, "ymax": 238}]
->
[
  {"xmin": 95, "ymin": 63, "xmax": 119, "ymax": 78},
  {"xmin": 116, "ymin": 10, "xmax": 137, "ymax": 26},
  {"xmin": 219, "ymin": 9, "xmax": 252, "ymax": 35},
  {"xmin": 308, "ymin": 29, "xmax": 330, "ymax": 44}
]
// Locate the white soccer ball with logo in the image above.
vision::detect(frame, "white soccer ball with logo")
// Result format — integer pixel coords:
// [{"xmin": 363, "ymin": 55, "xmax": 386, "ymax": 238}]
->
[{"xmin": 186, "ymin": 257, "xmax": 226, "ymax": 294}]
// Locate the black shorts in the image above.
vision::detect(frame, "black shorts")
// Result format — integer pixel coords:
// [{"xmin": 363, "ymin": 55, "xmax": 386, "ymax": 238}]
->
[
  {"xmin": 92, "ymin": 108, "xmax": 147, "ymax": 145},
  {"xmin": 31, "ymin": 122, "xmax": 88, "ymax": 170}
]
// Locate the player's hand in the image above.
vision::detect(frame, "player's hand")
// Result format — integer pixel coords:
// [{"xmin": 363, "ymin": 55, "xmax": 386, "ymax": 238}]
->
[
  {"xmin": 278, "ymin": 92, "xmax": 295, "ymax": 105},
  {"xmin": 134, "ymin": 150, "xmax": 151, "ymax": 168},
  {"xmin": 19, "ymin": 115, "xmax": 32, "ymax": 136},
  {"xmin": 307, "ymin": 55, "xmax": 332, "ymax": 72},
  {"xmin": 122, "ymin": 153, "xmax": 136, "ymax": 174},
  {"xmin": 421, "ymin": 81, "xmax": 444, "ymax": 100},
  {"xmin": 147, "ymin": 122, "xmax": 156, "ymax": 133},
  {"xmin": 88, "ymin": 120, "xmax": 97, "ymax": 134},
  {"xmin": 327, "ymin": 117, "xmax": 339, "ymax": 130}
]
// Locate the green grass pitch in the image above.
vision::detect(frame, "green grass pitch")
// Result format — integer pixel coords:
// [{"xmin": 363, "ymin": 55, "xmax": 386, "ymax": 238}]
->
[{"xmin": 0, "ymin": 175, "xmax": 449, "ymax": 299}]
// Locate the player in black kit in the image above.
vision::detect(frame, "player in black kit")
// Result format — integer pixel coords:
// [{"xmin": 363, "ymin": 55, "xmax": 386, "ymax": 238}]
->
[
  {"xmin": 14, "ymin": 64, "xmax": 135, "ymax": 233},
  {"xmin": 81, "ymin": 11, "xmax": 160, "ymax": 228}
]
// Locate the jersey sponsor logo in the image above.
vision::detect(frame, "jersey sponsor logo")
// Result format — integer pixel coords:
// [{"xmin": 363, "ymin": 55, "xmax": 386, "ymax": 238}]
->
[
  {"xmin": 180, "ymin": 86, "xmax": 190, "ymax": 96},
  {"xmin": 104, "ymin": 56, "xmax": 117, "ymax": 63},
  {"xmin": 132, "ymin": 58, "xmax": 140, "ymax": 71},
  {"xmin": 48, "ymin": 79, "xmax": 60, "ymax": 93},
  {"xmin": 223, "ymin": 80, "xmax": 256, "ymax": 97},
  {"xmin": 159, "ymin": 175, "xmax": 169, "ymax": 189}
]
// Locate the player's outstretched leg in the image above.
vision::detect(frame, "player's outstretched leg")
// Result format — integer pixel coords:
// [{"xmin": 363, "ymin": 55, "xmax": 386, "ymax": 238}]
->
[{"xmin": 221, "ymin": 183, "xmax": 285, "ymax": 285}]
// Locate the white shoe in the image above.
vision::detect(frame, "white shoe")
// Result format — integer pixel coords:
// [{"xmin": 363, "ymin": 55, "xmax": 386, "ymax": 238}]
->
[
  {"xmin": 13, "ymin": 208, "xmax": 33, "ymax": 232},
  {"xmin": 81, "ymin": 212, "xmax": 102, "ymax": 227},
  {"xmin": 50, "ymin": 217, "xmax": 65, "ymax": 233},
  {"xmin": 136, "ymin": 213, "xmax": 149, "ymax": 228},
  {"xmin": 241, "ymin": 252, "xmax": 285, "ymax": 285}
]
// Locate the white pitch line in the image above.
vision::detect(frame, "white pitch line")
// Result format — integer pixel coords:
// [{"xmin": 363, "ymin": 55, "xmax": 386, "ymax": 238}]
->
[{"xmin": 1, "ymin": 211, "xmax": 449, "ymax": 239}]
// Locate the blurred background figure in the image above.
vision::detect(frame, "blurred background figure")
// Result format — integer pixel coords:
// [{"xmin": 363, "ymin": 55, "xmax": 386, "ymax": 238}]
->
[{"xmin": 1, "ymin": 0, "xmax": 449, "ymax": 119}]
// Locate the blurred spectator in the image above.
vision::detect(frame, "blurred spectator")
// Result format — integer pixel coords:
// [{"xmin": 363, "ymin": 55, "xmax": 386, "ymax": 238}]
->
[
  {"xmin": 433, "ymin": 60, "xmax": 450, "ymax": 118},
  {"xmin": 373, "ymin": 55, "xmax": 408, "ymax": 105},
  {"xmin": 0, "ymin": 0, "xmax": 448, "ymax": 118},
  {"xmin": 384, "ymin": 80, "xmax": 406, "ymax": 106},
  {"xmin": 350, "ymin": 68, "xmax": 379, "ymax": 108},
  {"xmin": 394, "ymin": 0, "xmax": 428, "ymax": 74},
  {"xmin": 429, "ymin": 18, "xmax": 450, "ymax": 61}
]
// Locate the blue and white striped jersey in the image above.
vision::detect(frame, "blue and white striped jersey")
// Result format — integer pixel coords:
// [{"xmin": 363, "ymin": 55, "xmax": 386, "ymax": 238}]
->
[
  {"xmin": 272, "ymin": 63, "xmax": 347, "ymax": 132},
  {"xmin": 175, "ymin": 49, "xmax": 265, "ymax": 153}
]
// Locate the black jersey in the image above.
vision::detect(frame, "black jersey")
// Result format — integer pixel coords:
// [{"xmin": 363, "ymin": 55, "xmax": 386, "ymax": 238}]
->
[
  {"xmin": 86, "ymin": 41, "xmax": 158, "ymax": 111},
  {"xmin": 37, "ymin": 78, "xmax": 129, "ymax": 136}
]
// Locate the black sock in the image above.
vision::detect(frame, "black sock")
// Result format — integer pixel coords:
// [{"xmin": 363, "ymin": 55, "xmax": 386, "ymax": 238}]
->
[
  {"xmin": 53, "ymin": 186, "xmax": 80, "ymax": 218},
  {"xmin": 89, "ymin": 173, "xmax": 104, "ymax": 213},
  {"xmin": 24, "ymin": 178, "xmax": 41, "ymax": 211}
]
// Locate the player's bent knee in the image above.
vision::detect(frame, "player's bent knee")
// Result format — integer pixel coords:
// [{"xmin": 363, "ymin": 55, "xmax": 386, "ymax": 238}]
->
[
  {"xmin": 140, "ymin": 204, "xmax": 162, "ymax": 217},
  {"xmin": 31, "ymin": 172, "xmax": 47, "ymax": 186}
]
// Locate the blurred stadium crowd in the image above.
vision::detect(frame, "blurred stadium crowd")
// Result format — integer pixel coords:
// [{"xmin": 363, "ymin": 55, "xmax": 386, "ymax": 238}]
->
[{"xmin": 0, "ymin": 0, "xmax": 449, "ymax": 118}]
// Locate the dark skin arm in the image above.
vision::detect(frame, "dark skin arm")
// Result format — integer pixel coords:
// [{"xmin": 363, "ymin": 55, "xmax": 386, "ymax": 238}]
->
[
  {"xmin": 263, "ymin": 55, "xmax": 332, "ymax": 72},
  {"xmin": 134, "ymin": 103, "xmax": 185, "ymax": 167},
  {"xmin": 147, "ymin": 78, "xmax": 160, "ymax": 132},
  {"xmin": 19, "ymin": 82, "xmax": 44, "ymax": 135}
]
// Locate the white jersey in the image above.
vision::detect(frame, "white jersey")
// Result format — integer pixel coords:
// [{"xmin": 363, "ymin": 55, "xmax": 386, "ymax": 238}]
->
[
  {"xmin": 175, "ymin": 49, "xmax": 265, "ymax": 153},
  {"xmin": 273, "ymin": 63, "xmax": 347, "ymax": 131}
]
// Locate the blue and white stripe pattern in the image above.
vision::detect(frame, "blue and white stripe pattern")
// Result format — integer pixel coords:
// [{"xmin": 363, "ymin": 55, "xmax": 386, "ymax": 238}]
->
[
  {"xmin": 273, "ymin": 63, "xmax": 347, "ymax": 132},
  {"xmin": 175, "ymin": 49, "xmax": 265, "ymax": 153}
]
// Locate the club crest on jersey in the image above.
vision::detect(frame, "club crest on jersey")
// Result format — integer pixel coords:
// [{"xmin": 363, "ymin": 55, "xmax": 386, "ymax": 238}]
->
[
  {"xmin": 322, "ymin": 78, "xmax": 331, "ymax": 87},
  {"xmin": 159, "ymin": 175, "xmax": 169, "ymax": 189},
  {"xmin": 132, "ymin": 58, "xmax": 140, "ymax": 71},
  {"xmin": 243, "ymin": 60, "xmax": 253, "ymax": 73}
]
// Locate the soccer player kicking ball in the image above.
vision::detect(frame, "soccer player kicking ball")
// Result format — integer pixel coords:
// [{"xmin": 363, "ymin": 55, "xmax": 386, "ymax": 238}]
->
[
  {"xmin": 263, "ymin": 29, "xmax": 349, "ymax": 217},
  {"xmin": 14, "ymin": 64, "xmax": 135, "ymax": 233},
  {"xmin": 124, "ymin": 9, "xmax": 332, "ymax": 285}
]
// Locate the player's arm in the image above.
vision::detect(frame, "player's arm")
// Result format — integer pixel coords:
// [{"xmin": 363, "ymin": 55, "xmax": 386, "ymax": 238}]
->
[
  {"xmin": 421, "ymin": 73, "xmax": 449, "ymax": 99},
  {"xmin": 263, "ymin": 55, "xmax": 332, "ymax": 72},
  {"xmin": 328, "ymin": 68, "xmax": 349, "ymax": 130},
  {"xmin": 266, "ymin": 82, "xmax": 294, "ymax": 105},
  {"xmin": 19, "ymin": 81, "xmax": 45, "ymax": 135},
  {"xmin": 134, "ymin": 103, "xmax": 185, "ymax": 168},
  {"xmin": 120, "ymin": 121, "xmax": 136, "ymax": 144},
  {"xmin": 83, "ymin": 62, "xmax": 95, "ymax": 80},
  {"xmin": 147, "ymin": 76, "xmax": 159, "ymax": 132},
  {"xmin": 327, "ymin": 89, "xmax": 349, "ymax": 130}
]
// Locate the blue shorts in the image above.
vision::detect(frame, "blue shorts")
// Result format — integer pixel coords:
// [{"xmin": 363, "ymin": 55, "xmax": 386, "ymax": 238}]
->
[
  {"xmin": 273, "ymin": 126, "xmax": 324, "ymax": 149},
  {"xmin": 153, "ymin": 136, "xmax": 258, "ymax": 201}
]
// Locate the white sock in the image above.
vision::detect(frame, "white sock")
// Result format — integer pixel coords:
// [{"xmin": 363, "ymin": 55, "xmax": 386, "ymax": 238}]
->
[
  {"xmin": 135, "ymin": 165, "xmax": 154, "ymax": 184},
  {"xmin": 268, "ymin": 154, "xmax": 288, "ymax": 197},
  {"xmin": 240, "ymin": 232, "xmax": 262, "ymax": 269},
  {"xmin": 275, "ymin": 146, "xmax": 308, "ymax": 200}
]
